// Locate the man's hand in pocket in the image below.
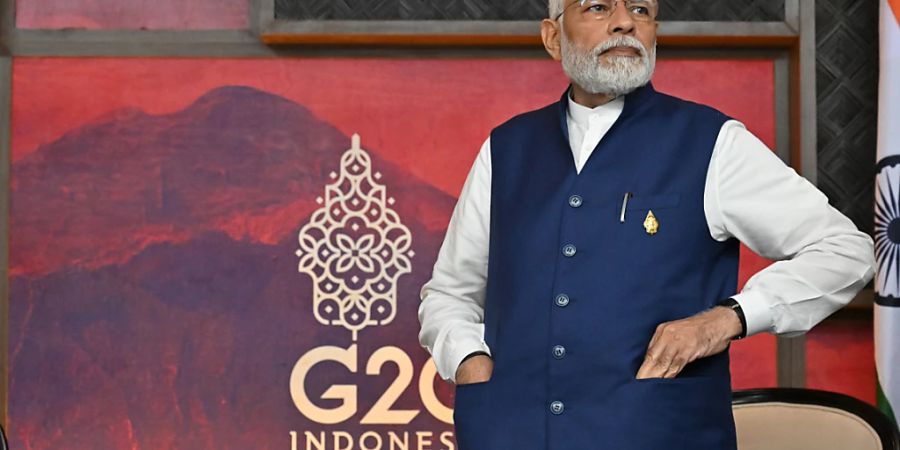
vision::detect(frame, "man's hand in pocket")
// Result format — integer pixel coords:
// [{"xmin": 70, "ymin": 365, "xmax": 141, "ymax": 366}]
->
[
  {"xmin": 455, "ymin": 354, "xmax": 494, "ymax": 385},
  {"xmin": 636, "ymin": 305, "xmax": 742, "ymax": 379}
]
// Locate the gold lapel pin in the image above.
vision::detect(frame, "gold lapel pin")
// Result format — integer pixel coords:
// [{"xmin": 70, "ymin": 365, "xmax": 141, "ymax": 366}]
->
[{"xmin": 643, "ymin": 210, "xmax": 659, "ymax": 235}]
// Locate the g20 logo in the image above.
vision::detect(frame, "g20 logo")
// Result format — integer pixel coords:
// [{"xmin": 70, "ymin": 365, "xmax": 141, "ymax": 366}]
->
[{"xmin": 289, "ymin": 344, "xmax": 452, "ymax": 425}]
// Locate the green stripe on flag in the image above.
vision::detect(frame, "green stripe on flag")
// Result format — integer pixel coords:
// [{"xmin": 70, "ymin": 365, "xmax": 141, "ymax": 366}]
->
[{"xmin": 878, "ymin": 377, "xmax": 897, "ymax": 425}]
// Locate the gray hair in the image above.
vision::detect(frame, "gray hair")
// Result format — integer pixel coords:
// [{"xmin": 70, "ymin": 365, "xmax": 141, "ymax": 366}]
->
[
  {"xmin": 549, "ymin": 0, "xmax": 564, "ymax": 19},
  {"xmin": 560, "ymin": 33, "xmax": 656, "ymax": 96},
  {"xmin": 551, "ymin": 0, "xmax": 661, "ymax": 19}
]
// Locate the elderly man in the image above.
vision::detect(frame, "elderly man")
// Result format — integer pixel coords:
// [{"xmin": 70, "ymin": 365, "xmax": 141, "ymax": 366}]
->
[{"xmin": 417, "ymin": 0, "xmax": 876, "ymax": 449}]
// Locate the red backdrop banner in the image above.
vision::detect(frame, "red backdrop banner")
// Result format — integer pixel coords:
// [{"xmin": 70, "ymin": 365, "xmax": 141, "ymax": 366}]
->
[
  {"xmin": 11, "ymin": 57, "xmax": 778, "ymax": 449},
  {"xmin": 15, "ymin": 0, "xmax": 249, "ymax": 29}
]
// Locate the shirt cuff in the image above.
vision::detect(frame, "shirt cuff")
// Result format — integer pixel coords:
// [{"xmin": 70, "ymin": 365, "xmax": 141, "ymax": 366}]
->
[
  {"xmin": 443, "ymin": 334, "xmax": 492, "ymax": 384},
  {"xmin": 730, "ymin": 290, "xmax": 775, "ymax": 337}
]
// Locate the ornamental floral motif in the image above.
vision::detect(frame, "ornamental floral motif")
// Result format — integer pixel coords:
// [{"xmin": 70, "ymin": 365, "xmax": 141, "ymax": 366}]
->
[
  {"xmin": 876, "ymin": 157, "xmax": 900, "ymax": 300},
  {"xmin": 296, "ymin": 134, "xmax": 414, "ymax": 340}
]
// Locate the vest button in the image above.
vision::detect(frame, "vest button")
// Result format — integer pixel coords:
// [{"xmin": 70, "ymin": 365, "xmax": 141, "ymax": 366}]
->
[
  {"xmin": 562, "ymin": 244, "xmax": 577, "ymax": 257},
  {"xmin": 552, "ymin": 345, "xmax": 566, "ymax": 359},
  {"xmin": 555, "ymin": 294, "xmax": 570, "ymax": 307},
  {"xmin": 568, "ymin": 195, "xmax": 583, "ymax": 208},
  {"xmin": 550, "ymin": 400, "xmax": 565, "ymax": 415}
]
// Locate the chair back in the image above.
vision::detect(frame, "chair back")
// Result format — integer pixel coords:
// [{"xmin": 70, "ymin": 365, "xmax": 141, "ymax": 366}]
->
[{"xmin": 733, "ymin": 388, "xmax": 900, "ymax": 450}]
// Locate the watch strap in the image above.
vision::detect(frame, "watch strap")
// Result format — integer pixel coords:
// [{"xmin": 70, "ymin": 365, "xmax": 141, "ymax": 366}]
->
[{"xmin": 717, "ymin": 297, "xmax": 747, "ymax": 340}]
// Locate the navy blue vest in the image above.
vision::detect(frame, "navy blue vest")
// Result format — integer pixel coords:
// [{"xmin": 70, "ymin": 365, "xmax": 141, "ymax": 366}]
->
[{"xmin": 452, "ymin": 83, "xmax": 741, "ymax": 450}]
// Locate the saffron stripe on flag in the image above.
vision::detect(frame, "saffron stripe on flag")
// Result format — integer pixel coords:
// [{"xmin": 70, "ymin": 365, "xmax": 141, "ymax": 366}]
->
[{"xmin": 890, "ymin": 0, "xmax": 900, "ymax": 26}]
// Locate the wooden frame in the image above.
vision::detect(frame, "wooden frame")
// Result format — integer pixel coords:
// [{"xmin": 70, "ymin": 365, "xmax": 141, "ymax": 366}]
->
[
  {"xmin": 255, "ymin": 0, "xmax": 819, "ymax": 391},
  {"xmin": 257, "ymin": 0, "xmax": 798, "ymax": 47},
  {"xmin": 0, "ymin": 0, "xmax": 829, "ymax": 430}
]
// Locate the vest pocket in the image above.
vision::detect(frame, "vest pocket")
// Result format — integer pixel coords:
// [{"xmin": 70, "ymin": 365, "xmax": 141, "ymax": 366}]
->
[
  {"xmin": 617, "ymin": 193, "xmax": 680, "ymax": 234},
  {"xmin": 455, "ymin": 378, "xmax": 492, "ymax": 389},
  {"xmin": 624, "ymin": 193, "xmax": 681, "ymax": 211},
  {"xmin": 615, "ymin": 375, "xmax": 736, "ymax": 450},
  {"xmin": 453, "ymin": 379, "xmax": 495, "ymax": 450},
  {"xmin": 613, "ymin": 193, "xmax": 682, "ymax": 249}
]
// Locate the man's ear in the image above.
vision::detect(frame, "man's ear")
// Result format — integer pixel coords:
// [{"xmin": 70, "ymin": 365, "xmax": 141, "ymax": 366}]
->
[{"xmin": 541, "ymin": 19, "xmax": 563, "ymax": 61}]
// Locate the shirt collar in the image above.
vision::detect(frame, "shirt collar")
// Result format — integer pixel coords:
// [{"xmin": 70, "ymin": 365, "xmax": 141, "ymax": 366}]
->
[
  {"xmin": 556, "ymin": 83, "xmax": 655, "ymax": 143},
  {"xmin": 566, "ymin": 88, "xmax": 626, "ymax": 129}
]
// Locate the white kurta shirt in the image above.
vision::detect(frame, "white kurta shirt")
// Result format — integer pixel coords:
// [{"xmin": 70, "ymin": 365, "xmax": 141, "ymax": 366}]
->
[{"xmin": 418, "ymin": 92, "xmax": 876, "ymax": 383}]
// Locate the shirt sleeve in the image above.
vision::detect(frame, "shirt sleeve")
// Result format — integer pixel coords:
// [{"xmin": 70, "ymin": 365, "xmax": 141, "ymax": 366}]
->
[
  {"xmin": 704, "ymin": 120, "xmax": 876, "ymax": 338},
  {"xmin": 418, "ymin": 136, "xmax": 493, "ymax": 383}
]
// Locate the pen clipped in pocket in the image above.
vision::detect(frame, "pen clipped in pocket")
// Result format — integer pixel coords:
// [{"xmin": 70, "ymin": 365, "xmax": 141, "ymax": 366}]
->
[{"xmin": 619, "ymin": 192, "xmax": 681, "ymax": 223}]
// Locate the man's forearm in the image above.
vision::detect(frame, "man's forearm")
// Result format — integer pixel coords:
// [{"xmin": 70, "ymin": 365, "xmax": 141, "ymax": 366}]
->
[{"xmin": 417, "ymin": 138, "xmax": 494, "ymax": 383}]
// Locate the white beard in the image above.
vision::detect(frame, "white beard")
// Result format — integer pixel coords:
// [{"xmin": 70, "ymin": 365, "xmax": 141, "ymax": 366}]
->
[{"xmin": 560, "ymin": 32, "xmax": 657, "ymax": 97}]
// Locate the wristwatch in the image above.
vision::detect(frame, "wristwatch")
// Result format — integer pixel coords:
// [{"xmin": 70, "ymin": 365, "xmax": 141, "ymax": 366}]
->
[{"xmin": 716, "ymin": 297, "xmax": 747, "ymax": 340}]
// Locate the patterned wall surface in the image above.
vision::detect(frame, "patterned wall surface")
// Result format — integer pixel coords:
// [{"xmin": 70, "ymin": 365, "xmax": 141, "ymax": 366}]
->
[
  {"xmin": 275, "ymin": 0, "xmax": 785, "ymax": 21},
  {"xmin": 816, "ymin": 0, "xmax": 879, "ymax": 235}
]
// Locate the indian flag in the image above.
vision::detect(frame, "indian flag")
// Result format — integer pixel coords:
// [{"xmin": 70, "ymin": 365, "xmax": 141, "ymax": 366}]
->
[{"xmin": 876, "ymin": 0, "xmax": 900, "ymax": 428}]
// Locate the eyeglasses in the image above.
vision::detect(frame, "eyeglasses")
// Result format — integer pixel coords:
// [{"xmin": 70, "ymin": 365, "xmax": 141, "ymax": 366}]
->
[{"xmin": 554, "ymin": 0, "xmax": 658, "ymax": 22}]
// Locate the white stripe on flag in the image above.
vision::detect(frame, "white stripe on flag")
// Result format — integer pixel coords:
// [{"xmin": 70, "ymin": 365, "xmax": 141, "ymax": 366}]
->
[
  {"xmin": 879, "ymin": 0, "xmax": 900, "ymax": 158},
  {"xmin": 875, "ymin": 0, "xmax": 900, "ymax": 428}
]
